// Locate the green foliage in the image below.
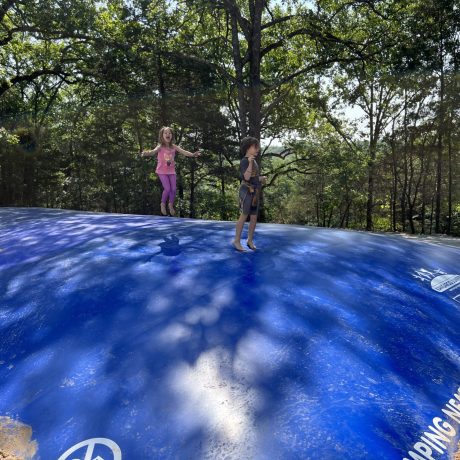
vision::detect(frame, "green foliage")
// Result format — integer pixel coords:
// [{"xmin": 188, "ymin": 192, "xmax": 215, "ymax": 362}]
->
[
  {"xmin": 0, "ymin": 0, "xmax": 458, "ymax": 236},
  {"xmin": 0, "ymin": 128, "xmax": 19, "ymax": 145}
]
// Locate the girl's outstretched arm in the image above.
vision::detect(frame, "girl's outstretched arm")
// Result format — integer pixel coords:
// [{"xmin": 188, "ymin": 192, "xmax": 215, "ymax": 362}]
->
[
  {"xmin": 173, "ymin": 144, "xmax": 201, "ymax": 157},
  {"xmin": 140, "ymin": 144, "xmax": 161, "ymax": 157}
]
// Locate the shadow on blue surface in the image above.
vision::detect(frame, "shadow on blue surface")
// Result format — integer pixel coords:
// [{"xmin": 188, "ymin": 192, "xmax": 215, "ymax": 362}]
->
[{"xmin": 1, "ymin": 208, "xmax": 460, "ymax": 459}]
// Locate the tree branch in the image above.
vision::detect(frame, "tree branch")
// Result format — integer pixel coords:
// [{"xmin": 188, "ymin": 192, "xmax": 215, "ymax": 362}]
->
[
  {"xmin": 162, "ymin": 50, "xmax": 237, "ymax": 84},
  {"xmin": 0, "ymin": 0, "xmax": 15, "ymax": 23},
  {"xmin": 262, "ymin": 14, "xmax": 295, "ymax": 30},
  {"xmin": 265, "ymin": 166, "xmax": 314, "ymax": 188},
  {"xmin": 221, "ymin": 0, "xmax": 251, "ymax": 40},
  {"xmin": 0, "ymin": 68, "xmax": 67, "ymax": 97}
]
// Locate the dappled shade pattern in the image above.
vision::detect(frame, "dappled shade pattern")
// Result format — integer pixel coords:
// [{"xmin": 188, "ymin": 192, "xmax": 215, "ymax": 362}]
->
[{"xmin": 1, "ymin": 208, "xmax": 460, "ymax": 459}]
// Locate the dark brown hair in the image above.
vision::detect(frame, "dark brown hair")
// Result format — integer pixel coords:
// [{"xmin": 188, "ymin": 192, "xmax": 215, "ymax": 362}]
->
[{"xmin": 240, "ymin": 136, "xmax": 260, "ymax": 158}]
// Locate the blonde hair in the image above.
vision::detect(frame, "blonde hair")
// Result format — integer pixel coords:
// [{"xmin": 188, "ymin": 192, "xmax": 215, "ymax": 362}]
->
[{"xmin": 158, "ymin": 126, "xmax": 175, "ymax": 147}]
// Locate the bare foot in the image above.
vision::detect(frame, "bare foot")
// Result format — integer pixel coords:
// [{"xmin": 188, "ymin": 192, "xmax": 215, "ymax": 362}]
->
[
  {"xmin": 232, "ymin": 241, "xmax": 245, "ymax": 252},
  {"xmin": 246, "ymin": 240, "xmax": 257, "ymax": 250},
  {"xmin": 168, "ymin": 204, "xmax": 176, "ymax": 216},
  {"xmin": 160, "ymin": 203, "xmax": 167, "ymax": 216}
]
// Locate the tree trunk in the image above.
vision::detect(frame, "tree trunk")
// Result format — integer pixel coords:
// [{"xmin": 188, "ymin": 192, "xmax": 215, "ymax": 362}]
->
[
  {"xmin": 366, "ymin": 84, "xmax": 375, "ymax": 231},
  {"xmin": 401, "ymin": 92, "xmax": 409, "ymax": 232},
  {"xmin": 229, "ymin": 13, "xmax": 247, "ymax": 138},
  {"xmin": 225, "ymin": 0, "xmax": 264, "ymax": 140},
  {"xmin": 157, "ymin": 22, "xmax": 168, "ymax": 126},
  {"xmin": 447, "ymin": 115, "xmax": 452, "ymax": 235},
  {"xmin": 178, "ymin": 175, "xmax": 184, "ymax": 217},
  {"xmin": 435, "ymin": 24, "xmax": 445, "ymax": 233},
  {"xmin": 189, "ymin": 160, "xmax": 196, "ymax": 218},
  {"xmin": 390, "ymin": 122, "xmax": 398, "ymax": 232},
  {"xmin": 247, "ymin": 0, "xmax": 263, "ymax": 139}
]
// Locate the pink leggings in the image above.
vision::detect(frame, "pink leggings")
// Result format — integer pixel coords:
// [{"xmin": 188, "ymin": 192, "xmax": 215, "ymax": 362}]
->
[{"xmin": 158, "ymin": 174, "xmax": 176, "ymax": 204}]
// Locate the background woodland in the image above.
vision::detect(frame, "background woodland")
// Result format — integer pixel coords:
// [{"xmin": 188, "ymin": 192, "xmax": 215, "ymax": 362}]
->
[{"xmin": 1, "ymin": 0, "xmax": 459, "ymax": 234}]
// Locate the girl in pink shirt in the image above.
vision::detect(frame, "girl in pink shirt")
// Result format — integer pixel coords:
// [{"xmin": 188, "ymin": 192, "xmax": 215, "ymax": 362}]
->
[{"xmin": 141, "ymin": 127, "xmax": 201, "ymax": 216}]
